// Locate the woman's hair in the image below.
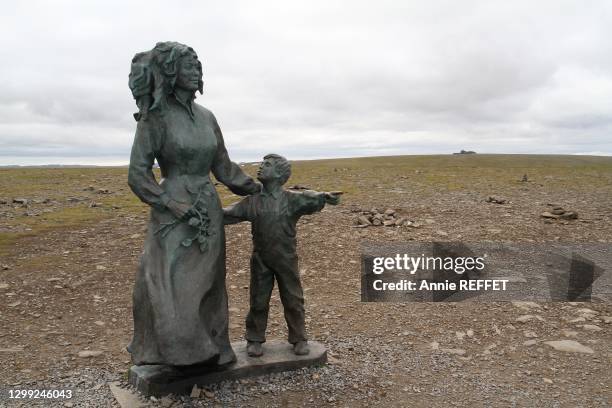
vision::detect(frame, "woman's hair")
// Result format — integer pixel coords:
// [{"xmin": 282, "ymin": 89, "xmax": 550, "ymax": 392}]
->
[{"xmin": 129, "ymin": 41, "xmax": 203, "ymax": 121}]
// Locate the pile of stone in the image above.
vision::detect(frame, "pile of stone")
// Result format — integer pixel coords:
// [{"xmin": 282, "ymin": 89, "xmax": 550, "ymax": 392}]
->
[
  {"xmin": 486, "ymin": 196, "xmax": 507, "ymax": 204},
  {"xmin": 541, "ymin": 204, "xmax": 578, "ymax": 220},
  {"xmin": 354, "ymin": 208, "xmax": 413, "ymax": 227},
  {"xmin": 3, "ymin": 198, "xmax": 53, "ymax": 207},
  {"xmin": 83, "ymin": 186, "xmax": 112, "ymax": 194}
]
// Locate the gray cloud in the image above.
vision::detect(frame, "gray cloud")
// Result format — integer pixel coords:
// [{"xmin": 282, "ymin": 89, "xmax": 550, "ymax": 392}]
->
[{"xmin": 1, "ymin": 0, "xmax": 611, "ymax": 165}]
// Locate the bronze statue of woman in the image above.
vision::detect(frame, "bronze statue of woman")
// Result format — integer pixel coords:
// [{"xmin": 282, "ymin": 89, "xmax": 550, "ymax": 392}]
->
[{"xmin": 127, "ymin": 42, "xmax": 259, "ymax": 367}]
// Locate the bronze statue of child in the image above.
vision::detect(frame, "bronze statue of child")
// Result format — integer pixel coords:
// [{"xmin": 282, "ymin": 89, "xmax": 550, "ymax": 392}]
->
[{"xmin": 223, "ymin": 154, "xmax": 341, "ymax": 357}]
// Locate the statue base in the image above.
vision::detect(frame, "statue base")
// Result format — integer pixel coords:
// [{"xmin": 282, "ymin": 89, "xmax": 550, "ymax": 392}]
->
[{"xmin": 128, "ymin": 340, "xmax": 327, "ymax": 397}]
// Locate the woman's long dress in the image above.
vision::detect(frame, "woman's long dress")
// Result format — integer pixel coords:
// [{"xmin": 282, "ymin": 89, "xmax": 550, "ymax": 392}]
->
[{"xmin": 127, "ymin": 96, "xmax": 259, "ymax": 366}]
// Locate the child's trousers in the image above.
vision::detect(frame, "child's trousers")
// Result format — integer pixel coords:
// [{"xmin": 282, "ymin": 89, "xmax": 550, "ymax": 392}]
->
[{"xmin": 245, "ymin": 251, "xmax": 306, "ymax": 344}]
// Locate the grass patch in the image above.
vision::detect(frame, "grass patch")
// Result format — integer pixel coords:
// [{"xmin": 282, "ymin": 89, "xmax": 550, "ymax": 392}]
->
[
  {"xmin": 0, "ymin": 205, "xmax": 105, "ymax": 256},
  {"xmin": 1, "ymin": 155, "xmax": 610, "ymax": 256}
]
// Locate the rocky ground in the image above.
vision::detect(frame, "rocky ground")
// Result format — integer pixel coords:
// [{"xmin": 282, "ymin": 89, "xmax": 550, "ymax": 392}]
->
[{"xmin": 0, "ymin": 154, "xmax": 611, "ymax": 407}]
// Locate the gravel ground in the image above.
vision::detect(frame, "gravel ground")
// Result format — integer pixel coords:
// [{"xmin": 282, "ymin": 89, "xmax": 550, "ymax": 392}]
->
[{"xmin": 1, "ymin": 156, "xmax": 611, "ymax": 407}]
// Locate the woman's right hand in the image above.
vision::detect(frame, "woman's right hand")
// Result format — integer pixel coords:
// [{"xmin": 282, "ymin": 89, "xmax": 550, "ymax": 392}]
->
[{"xmin": 166, "ymin": 199, "xmax": 192, "ymax": 220}]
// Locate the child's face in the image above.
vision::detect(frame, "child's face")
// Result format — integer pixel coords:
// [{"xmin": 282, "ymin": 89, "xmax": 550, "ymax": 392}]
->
[{"xmin": 257, "ymin": 158, "xmax": 280, "ymax": 183}]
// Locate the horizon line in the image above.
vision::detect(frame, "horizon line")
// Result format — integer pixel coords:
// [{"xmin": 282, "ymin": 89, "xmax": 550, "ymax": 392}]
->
[{"xmin": 2, "ymin": 152, "xmax": 612, "ymax": 168}]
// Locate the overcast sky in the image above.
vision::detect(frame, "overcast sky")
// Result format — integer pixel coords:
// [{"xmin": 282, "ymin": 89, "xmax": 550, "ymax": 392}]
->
[{"xmin": 1, "ymin": 1, "xmax": 611, "ymax": 165}]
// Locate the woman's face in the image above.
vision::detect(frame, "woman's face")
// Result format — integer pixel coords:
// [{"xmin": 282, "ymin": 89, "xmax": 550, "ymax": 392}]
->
[{"xmin": 175, "ymin": 54, "xmax": 201, "ymax": 92}]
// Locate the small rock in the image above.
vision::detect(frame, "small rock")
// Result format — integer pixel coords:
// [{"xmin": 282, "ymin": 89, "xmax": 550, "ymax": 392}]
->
[
  {"xmin": 523, "ymin": 330, "xmax": 538, "ymax": 338},
  {"xmin": 541, "ymin": 212, "xmax": 559, "ymax": 219},
  {"xmin": 486, "ymin": 196, "xmax": 506, "ymax": 204},
  {"xmin": 582, "ymin": 324, "xmax": 602, "ymax": 332},
  {"xmin": 78, "ymin": 350, "xmax": 103, "ymax": 358},
  {"xmin": 0, "ymin": 283, "xmax": 9, "ymax": 290},
  {"xmin": 441, "ymin": 348, "xmax": 466, "ymax": 355},
  {"xmin": 384, "ymin": 209, "xmax": 395, "ymax": 216},
  {"xmin": 516, "ymin": 315, "xmax": 540, "ymax": 323},
  {"xmin": 562, "ymin": 330, "xmax": 578, "ymax": 337},
  {"xmin": 560, "ymin": 211, "xmax": 578, "ymax": 220},
  {"xmin": 13, "ymin": 198, "xmax": 29, "ymax": 205},
  {"xmin": 466, "ymin": 329, "xmax": 474, "ymax": 338},
  {"xmin": 543, "ymin": 378, "xmax": 553, "ymax": 384},
  {"xmin": 203, "ymin": 390, "xmax": 214, "ymax": 398},
  {"xmin": 511, "ymin": 301, "xmax": 540, "ymax": 309},
  {"xmin": 601, "ymin": 316, "xmax": 612, "ymax": 324},
  {"xmin": 109, "ymin": 382, "xmax": 144, "ymax": 407},
  {"xmin": 160, "ymin": 396, "xmax": 174, "ymax": 407},
  {"xmin": 523, "ymin": 340, "xmax": 538, "ymax": 346},
  {"xmin": 576, "ymin": 308, "xmax": 598, "ymax": 315},
  {"xmin": 435, "ymin": 230, "xmax": 448, "ymax": 236},
  {"xmin": 543, "ymin": 340, "xmax": 594, "ymax": 354},
  {"xmin": 96, "ymin": 265, "xmax": 107, "ymax": 270},
  {"xmin": 190, "ymin": 384, "xmax": 201, "ymax": 398},
  {"xmin": 483, "ymin": 344, "xmax": 497, "ymax": 354},
  {"xmin": 94, "ymin": 321, "xmax": 105, "ymax": 326}
]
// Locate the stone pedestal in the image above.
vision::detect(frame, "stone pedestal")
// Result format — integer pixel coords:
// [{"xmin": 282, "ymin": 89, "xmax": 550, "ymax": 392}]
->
[{"xmin": 128, "ymin": 340, "xmax": 327, "ymax": 397}]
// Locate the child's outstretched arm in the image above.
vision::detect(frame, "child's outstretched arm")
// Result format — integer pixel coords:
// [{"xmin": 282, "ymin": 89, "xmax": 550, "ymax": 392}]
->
[
  {"xmin": 290, "ymin": 190, "xmax": 342, "ymax": 217},
  {"xmin": 223, "ymin": 198, "xmax": 251, "ymax": 225},
  {"xmin": 323, "ymin": 191, "xmax": 343, "ymax": 205}
]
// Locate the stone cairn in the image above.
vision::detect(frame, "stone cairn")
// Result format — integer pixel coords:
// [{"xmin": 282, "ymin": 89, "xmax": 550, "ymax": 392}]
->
[
  {"xmin": 353, "ymin": 208, "xmax": 415, "ymax": 228},
  {"xmin": 540, "ymin": 204, "xmax": 578, "ymax": 221},
  {"xmin": 485, "ymin": 196, "xmax": 507, "ymax": 204}
]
